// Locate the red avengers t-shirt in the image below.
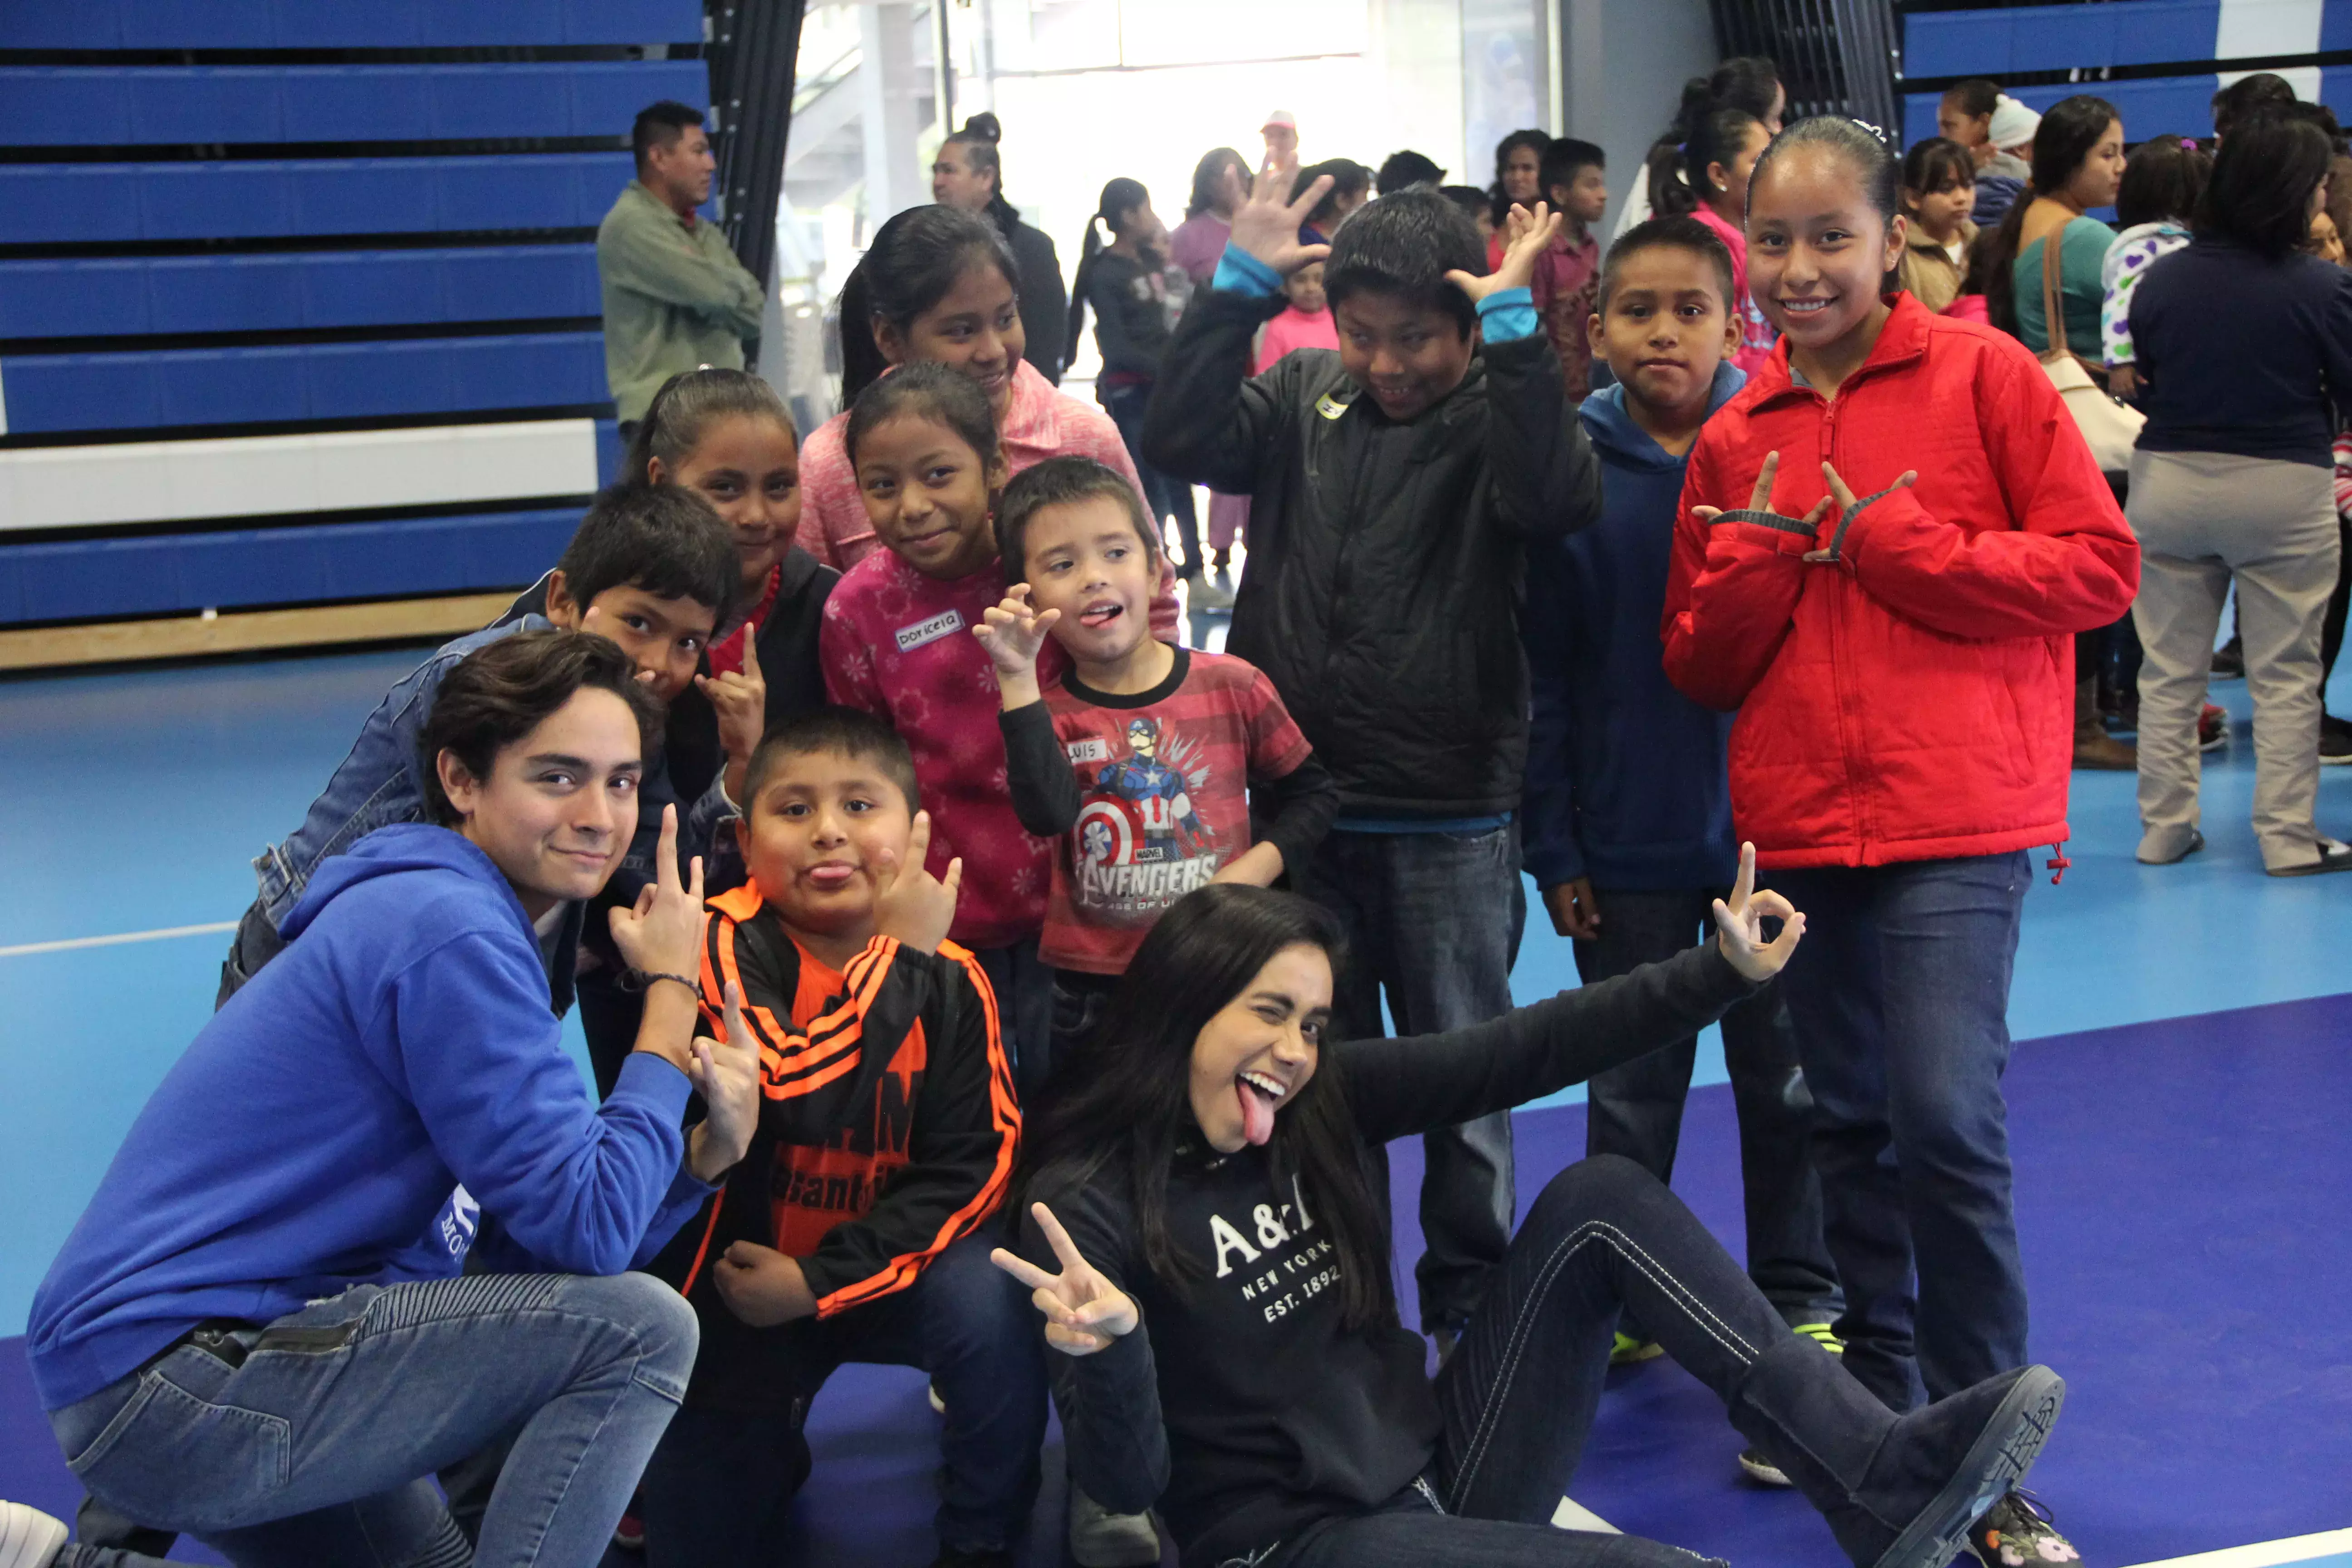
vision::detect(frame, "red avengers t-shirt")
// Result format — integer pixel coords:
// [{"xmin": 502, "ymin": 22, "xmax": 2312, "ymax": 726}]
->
[{"xmin": 1017, "ymin": 649, "xmax": 1316, "ymax": 973}]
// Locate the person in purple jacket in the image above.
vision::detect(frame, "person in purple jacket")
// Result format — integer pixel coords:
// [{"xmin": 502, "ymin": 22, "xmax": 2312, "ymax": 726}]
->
[{"xmin": 5, "ymin": 631, "xmax": 760, "ymax": 1568}]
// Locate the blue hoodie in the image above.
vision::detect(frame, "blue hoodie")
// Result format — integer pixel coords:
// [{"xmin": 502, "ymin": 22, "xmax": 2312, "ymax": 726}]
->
[
  {"xmin": 27, "ymin": 824, "xmax": 711, "ymax": 1411},
  {"xmin": 1523, "ymin": 363, "xmax": 1746, "ymax": 893}
]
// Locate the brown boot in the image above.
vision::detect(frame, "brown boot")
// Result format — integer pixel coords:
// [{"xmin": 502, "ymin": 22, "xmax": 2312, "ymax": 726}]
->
[{"xmin": 2073, "ymin": 676, "xmax": 2136, "ymax": 769}]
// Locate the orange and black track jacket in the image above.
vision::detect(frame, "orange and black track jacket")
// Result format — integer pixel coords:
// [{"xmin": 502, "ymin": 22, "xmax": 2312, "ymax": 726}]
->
[{"xmin": 647, "ymin": 881, "xmax": 1019, "ymax": 1410}]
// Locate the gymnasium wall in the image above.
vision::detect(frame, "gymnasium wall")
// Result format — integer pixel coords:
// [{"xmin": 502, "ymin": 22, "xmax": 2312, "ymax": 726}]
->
[
  {"xmin": 0, "ymin": 1, "xmax": 714, "ymax": 644},
  {"xmin": 1900, "ymin": 0, "xmax": 2352, "ymax": 144}
]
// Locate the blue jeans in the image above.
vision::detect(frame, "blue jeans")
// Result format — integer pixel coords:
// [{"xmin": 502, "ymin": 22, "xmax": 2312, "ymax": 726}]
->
[
  {"xmin": 1769, "ymin": 852, "xmax": 2031, "ymax": 1410},
  {"xmin": 637, "ymin": 1233, "xmax": 1043, "ymax": 1564},
  {"xmin": 976, "ymin": 935, "xmax": 1056, "ymax": 1109},
  {"xmin": 1100, "ymin": 379, "xmax": 1204, "ymax": 577},
  {"xmin": 48, "ymin": 1272, "xmax": 696, "ymax": 1568},
  {"xmin": 1296, "ymin": 824, "xmax": 1525, "ymax": 1332},
  {"xmin": 1573, "ymin": 887, "xmax": 1840, "ymax": 1332}
]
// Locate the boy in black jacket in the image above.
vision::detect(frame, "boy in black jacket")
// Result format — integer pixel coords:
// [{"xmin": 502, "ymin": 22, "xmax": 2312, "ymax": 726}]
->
[
  {"xmin": 637, "ymin": 710, "xmax": 1041, "ymax": 1568},
  {"xmin": 1142, "ymin": 157, "xmax": 1602, "ymax": 1344}
]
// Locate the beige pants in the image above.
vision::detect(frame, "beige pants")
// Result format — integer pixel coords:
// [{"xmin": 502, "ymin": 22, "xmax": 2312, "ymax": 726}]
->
[{"xmin": 2127, "ymin": 449, "xmax": 2341, "ymax": 870}]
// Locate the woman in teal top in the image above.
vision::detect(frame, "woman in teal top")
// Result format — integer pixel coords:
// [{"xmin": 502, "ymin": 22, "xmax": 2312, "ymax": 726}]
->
[{"xmin": 1985, "ymin": 94, "xmax": 2125, "ymax": 360}]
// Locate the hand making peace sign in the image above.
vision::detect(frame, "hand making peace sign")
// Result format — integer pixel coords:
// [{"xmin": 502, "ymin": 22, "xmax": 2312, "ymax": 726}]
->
[{"xmin": 990, "ymin": 1202, "xmax": 1140, "ymax": 1356}]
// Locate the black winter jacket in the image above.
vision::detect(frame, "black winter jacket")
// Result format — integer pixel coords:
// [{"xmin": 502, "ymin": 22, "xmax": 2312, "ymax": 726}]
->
[
  {"xmin": 1142, "ymin": 288, "xmax": 1601, "ymax": 818},
  {"xmin": 995, "ymin": 203, "xmax": 1069, "ymax": 385}
]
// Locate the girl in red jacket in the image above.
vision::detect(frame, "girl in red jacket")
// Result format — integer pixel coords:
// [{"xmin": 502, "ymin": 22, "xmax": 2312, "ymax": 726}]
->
[{"xmin": 1663, "ymin": 117, "xmax": 2136, "ymax": 1566}]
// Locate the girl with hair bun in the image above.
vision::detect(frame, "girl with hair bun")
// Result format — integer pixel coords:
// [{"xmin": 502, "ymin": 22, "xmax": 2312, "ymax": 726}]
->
[
  {"xmin": 1615, "ymin": 55, "xmax": 1785, "ymax": 241},
  {"xmin": 934, "ymin": 111, "xmax": 1069, "ymax": 383}
]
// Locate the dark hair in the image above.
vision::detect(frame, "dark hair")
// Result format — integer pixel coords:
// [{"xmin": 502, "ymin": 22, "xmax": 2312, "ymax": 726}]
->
[
  {"xmin": 1661, "ymin": 107, "xmax": 1766, "ymax": 218},
  {"xmin": 1068, "ymin": 176, "xmax": 1153, "ymax": 353},
  {"xmin": 1598, "ymin": 213, "xmax": 1738, "ymax": 313},
  {"xmin": 741, "ymin": 706, "xmax": 920, "ymax": 815},
  {"xmin": 1487, "ymin": 128, "xmax": 1551, "ymax": 227},
  {"xmin": 1016, "ymin": 884, "xmax": 1395, "ymax": 1330},
  {"xmin": 2198, "ymin": 111, "xmax": 2335, "ymax": 259},
  {"xmin": 1645, "ymin": 57, "xmax": 1782, "ymax": 219},
  {"xmin": 837, "ymin": 203, "xmax": 1020, "ymax": 407},
  {"xmin": 1323, "ymin": 186, "xmax": 1487, "ymax": 336},
  {"xmin": 418, "ymin": 631, "xmax": 662, "ymax": 828},
  {"xmin": 624, "ymin": 368, "xmax": 797, "ymax": 487},
  {"xmin": 555, "ymin": 481, "xmax": 739, "ymax": 626},
  {"xmin": 2288, "ymin": 98, "xmax": 2351, "ymax": 156},
  {"xmin": 2211, "ymin": 72, "xmax": 2297, "ymax": 140},
  {"xmin": 631, "ymin": 99, "xmax": 704, "ymax": 172},
  {"xmin": 1983, "ymin": 95, "xmax": 2119, "ymax": 333},
  {"xmin": 941, "ymin": 112, "xmax": 1022, "ymax": 230},
  {"xmin": 995, "ymin": 455, "xmax": 1156, "ymax": 580},
  {"xmin": 1942, "ymin": 79, "xmax": 2002, "ymax": 120},
  {"xmin": 1295, "ymin": 159, "xmax": 1371, "ymax": 230},
  {"xmin": 843, "ymin": 358, "xmax": 1000, "ymax": 474},
  {"xmin": 1186, "ymin": 146, "xmax": 1251, "ymax": 218},
  {"xmin": 1376, "ymin": 149, "xmax": 1447, "ymax": 194},
  {"xmin": 1749, "ymin": 116, "xmax": 1901, "ymax": 229},
  {"xmin": 1437, "ymin": 184, "xmax": 1490, "ymax": 221},
  {"xmin": 1540, "ymin": 137, "xmax": 1606, "ymax": 200},
  {"xmin": 2115, "ymin": 133, "xmax": 2212, "ymax": 229},
  {"xmin": 1901, "ymin": 137, "xmax": 1976, "ymax": 206}
]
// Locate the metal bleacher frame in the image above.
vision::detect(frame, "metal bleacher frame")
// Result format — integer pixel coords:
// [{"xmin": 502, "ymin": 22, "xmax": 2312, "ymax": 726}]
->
[
  {"xmin": 0, "ymin": 1, "xmax": 713, "ymax": 671},
  {"xmin": 1893, "ymin": 0, "xmax": 2352, "ymax": 146}
]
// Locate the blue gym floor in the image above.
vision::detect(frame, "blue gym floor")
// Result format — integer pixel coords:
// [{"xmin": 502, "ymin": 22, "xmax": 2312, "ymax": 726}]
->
[{"xmin": 2, "ymin": 637, "xmax": 2347, "ymax": 1567}]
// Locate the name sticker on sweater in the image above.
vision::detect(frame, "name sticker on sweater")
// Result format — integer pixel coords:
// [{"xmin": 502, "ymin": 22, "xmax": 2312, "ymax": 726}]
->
[
  {"xmin": 1315, "ymin": 392, "xmax": 1349, "ymax": 421},
  {"xmin": 1066, "ymin": 738, "xmax": 1112, "ymax": 763},
  {"xmin": 894, "ymin": 608, "xmax": 966, "ymax": 652}
]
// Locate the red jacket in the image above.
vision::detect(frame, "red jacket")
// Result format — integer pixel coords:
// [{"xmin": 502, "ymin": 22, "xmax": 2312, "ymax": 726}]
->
[{"xmin": 1662, "ymin": 294, "xmax": 2139, "ymax": 869}]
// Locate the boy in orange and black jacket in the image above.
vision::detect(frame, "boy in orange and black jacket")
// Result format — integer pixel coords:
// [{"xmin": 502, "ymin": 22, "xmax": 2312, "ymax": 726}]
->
[{"xmin": 638, "ymin": 709, "xmax": 1039, "ymax": 1568}]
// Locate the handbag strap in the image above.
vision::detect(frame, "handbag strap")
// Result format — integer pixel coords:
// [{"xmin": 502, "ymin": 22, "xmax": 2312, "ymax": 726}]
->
[{"xmin": 2037, "ymin": 211, "xmax": 2102, "ymax": 380}]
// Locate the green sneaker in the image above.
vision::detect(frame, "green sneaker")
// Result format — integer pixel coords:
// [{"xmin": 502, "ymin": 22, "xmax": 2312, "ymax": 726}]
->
[
  {"xmin": 1793, "ymin": 1321, "xmax": 1845, "ymax": 1354},
  {"xmin": 1610, "ymin": 1331, "xmax": 1664, "ymax": 1366}
]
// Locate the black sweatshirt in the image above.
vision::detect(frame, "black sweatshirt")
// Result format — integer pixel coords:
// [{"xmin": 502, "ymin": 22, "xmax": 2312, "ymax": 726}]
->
[
  {"xmin": 1085, "ymin": 251, "xmax": 1175, "ymax": 382},
  {"xmin": 1020, "ymin": 941, "xmax": 1757, "ymax": 1567}
]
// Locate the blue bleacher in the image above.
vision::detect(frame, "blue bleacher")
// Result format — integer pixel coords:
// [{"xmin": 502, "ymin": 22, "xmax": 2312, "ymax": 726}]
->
[
  {"xmin": 0, "ymin": 0, "xmax": 702, "ymax": 49},
  {"xmin": 1901, "ymin": 65, "xmax": 2352, "ymax": 145},
  {"xmin": 0, "ymin": 154, "xmax": 679, "ymax": 244},
  {"xmin": 0, "ymin": 248, "xmax": 600, "ymax": 339},
  {"xmin": 0, "ymin": 508, "xmax": 586, "ymax": 625},
  {"xmin": 0, "ymin": 333, "xmax": 609, "ymax": 435},
  {"xmin": 0, "ymin": 62, "xmax": 709, "ymax": 147}
]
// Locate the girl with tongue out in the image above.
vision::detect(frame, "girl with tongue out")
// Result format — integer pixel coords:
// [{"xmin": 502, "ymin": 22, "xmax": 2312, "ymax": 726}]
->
[{"xmin": 991, "ymin": 870, "xmax": 2073, "ymax": 1568}]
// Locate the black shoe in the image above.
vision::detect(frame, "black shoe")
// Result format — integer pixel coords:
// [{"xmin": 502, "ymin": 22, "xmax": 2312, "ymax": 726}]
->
[
  {"xmin": 2321, "ymin": 714, "xmax": 2352, "ymax": 766},
  {"xmin": 2211, "ymin": 637, "xmax": 2244, "ymax": 679},
  {"xmin": 1849, "ymin": 1367, "xmax": 2066, "ymax": 1568},
  {"xmin": 2268, "ymin": 838, "xmax": 2352, "ymax": 877}
]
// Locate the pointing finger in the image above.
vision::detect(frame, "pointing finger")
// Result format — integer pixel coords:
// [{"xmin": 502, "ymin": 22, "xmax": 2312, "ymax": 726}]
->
[
  {"xmin": 1032, "ymin": 1202, "xmax": 1092, "ymax": 1279},
  {"xmin": 1749, "ymin": 451, "xmax": 1781, "ymax": 513},
  {"xmin": 1730, "ymin": 842, "xmax": 1756, "ymax": 911}
]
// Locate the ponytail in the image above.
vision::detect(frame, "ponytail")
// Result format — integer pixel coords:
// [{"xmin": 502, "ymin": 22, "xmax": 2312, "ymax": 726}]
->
[{"xmin": 1068, "ymin": 176, "xmax": 1149, "ymax": 354}]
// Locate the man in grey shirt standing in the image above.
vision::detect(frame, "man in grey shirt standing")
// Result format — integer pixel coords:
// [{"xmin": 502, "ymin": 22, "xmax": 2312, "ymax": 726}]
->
[{"xmin": 598, "ymin": 100, "xmax": 764, "ymax": 433}]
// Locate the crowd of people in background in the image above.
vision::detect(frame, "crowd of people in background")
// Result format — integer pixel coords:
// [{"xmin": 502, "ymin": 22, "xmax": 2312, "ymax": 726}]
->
[{"xmin": 9, "ymin": 57, "xmax": 2350, "ymax": 1568}]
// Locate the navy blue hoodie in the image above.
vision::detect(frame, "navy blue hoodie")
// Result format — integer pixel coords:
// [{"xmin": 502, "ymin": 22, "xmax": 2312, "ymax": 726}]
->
[
  {"xmin": 28, "ymin": 824, "xmax": 711, "ymax": 1411},
  {"xmin": 1523, "ymin": 363, "xmax": 1746, "ymax": 893}
]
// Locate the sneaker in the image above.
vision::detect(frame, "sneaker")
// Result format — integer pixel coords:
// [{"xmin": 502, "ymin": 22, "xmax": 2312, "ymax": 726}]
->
[
  {"xmin": 2212, "ymin": 637, "xmax": 2244, "ymax": 679},
  {"xmin": 2137, "ymin": 829, "xmax": 2203, "ymax": 867},
  {"xmin": 1740, "ymin": 1446, "xmax": 1794, "ymax": 1486},
  {"xmin": 1966, "ymin": 1490, "xmax": 2080, "ymax": 1567},
  {"xmin": 1068, "ymin": 1488, "xmax": 1161, "ymax": 1568},
  {"xmin": 612, "ymin": 1494, "xmax": 645, "ymax": 1551},
  {"xmin": 1610, "ymin": 1331, "xmax": 1664, "ymax": 1366},
  {"xmin": 928, "ymin": 1380, "xmax": 947, "ymax": 1415},
  {"xmin": 0, "ymin": 1503, "xmax": 68, "ymax": 1568},
  {"xmin": 2321, "ymin": 714, "xmax": 2352, "ymax": 765},
  {"xmin": 1430, "ymin": 1324, "xmax": 1460, "ymax": 1367},
  {"xmin": 1792, "ymin": 1321, "xmax": 1845, "ymax": 1354},
  {"xmin": 2199, "ymin": 704, "xmax": 2229, "ymax": 752},
  {"xmin": 2268, "ymin": 837, "xmax": 2352, "ymax": 877},
  {"xmin": 1187, "ymin": 575, "xmax": 1237, "ymax": 613}
]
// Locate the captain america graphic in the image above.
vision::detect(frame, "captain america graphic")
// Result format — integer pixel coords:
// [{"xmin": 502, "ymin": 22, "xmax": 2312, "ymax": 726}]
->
[
  {"xmin": 1093, "ymin": 717, "xmax": 1212, "ymax": 858},
  {"xmin": 1069, "ymin": 715, "xmax": 1223, "ymax": 921}
]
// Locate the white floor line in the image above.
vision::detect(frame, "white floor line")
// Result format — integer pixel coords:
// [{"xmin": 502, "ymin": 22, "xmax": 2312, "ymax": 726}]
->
[
  {"xmin": 0, "ymin": 921, "xmax": 237, "ymax": 959},
  {"xmin": 1552, "ymin": 1496, "xmax": 1619, "ymax": 1533},
  {"xmin": 2123, "ymin": 1530, "xmax": 2352, "ymax": 1568}
]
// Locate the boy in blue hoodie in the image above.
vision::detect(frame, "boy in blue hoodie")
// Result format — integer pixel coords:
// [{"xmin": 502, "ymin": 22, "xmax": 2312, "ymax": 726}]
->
[
  {"xmin": 1521, "ymin": 217, "xmax": 1840, "ymax": 1483},
  {"xmin": 14, "ymin": 632, "xmax": 761, "ymax": 1568}
]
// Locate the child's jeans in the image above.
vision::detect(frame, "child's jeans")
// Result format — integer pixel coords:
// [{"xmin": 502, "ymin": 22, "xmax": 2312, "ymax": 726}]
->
[
  {"xmin": 637, "ymin": 1233, "xmax": 1045, "ymax": 1565},
  {"xmin": 1768, "ymin": 852, "xmax": 2031, "ymax": 1411},
  {"xmin": 1049, "ymin": 966, "xmax": 1121, "ymax": 1078},
  {"xmin": 1294, "ymin": 823, "xmax": 1525, "ymax": 1334},
  {"xmin": 1572, "ymin": 887, "xmax": 1840, "ymax": 1334},
  {"xmin": 975, "ymin": 935, "xmax": 1056, "ymax": 1108},
  {"xmin": 48, "ymin": 1272, "xmax": 696, "ymax": 1568}
]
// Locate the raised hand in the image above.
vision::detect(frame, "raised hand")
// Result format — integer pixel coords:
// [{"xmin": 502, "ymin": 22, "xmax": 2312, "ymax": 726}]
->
[
  {"xmin": 989, "ymin": 1201, "xmax": 1140, "ymax": 1356},
  {"xmin": 712, "ymin": 1240, "xmax": 818, "ymax": 1327},
  {"xmin": 607, "ymin": 804, "xmax": 706, "ymax": 980},
  {"xmin": 696, "ymin": 634, "xmax": 768, "ymax": 803},
  {"xmin": 972, "ymin": 584, "xmax": 1061, "ymax": 707},
  {"xmin": 1448, "ymin": 199, "xmax": 1565, "ymax": 304},
  {"xmin": 1689, "ymin": 451, "xmax": 1832, "ymax": 534},
  {"xmin": 872, "ymin": 810, "xmax": 961, "ymax": 956},
  {"xmin": 1713, "ymin": 842, "xmax": 1806, "ymax": 981},
  {"xmin": 686, "ymin": 981, "xmax": 760, "ymax": 1181},
  {"xmin": 1227, "ymin": 152, "xmax": 1333, "ymax": 278}
]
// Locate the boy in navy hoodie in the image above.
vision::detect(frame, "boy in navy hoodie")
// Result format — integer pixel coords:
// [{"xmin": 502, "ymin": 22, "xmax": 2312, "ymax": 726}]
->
[
  {"xmin": 15, "ymin": 632, "xmax": 760, "ymax": 1568},
  {"xmin": 1521, "ymin": 217, "xmax": 1840, "ymax": 1483}
]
